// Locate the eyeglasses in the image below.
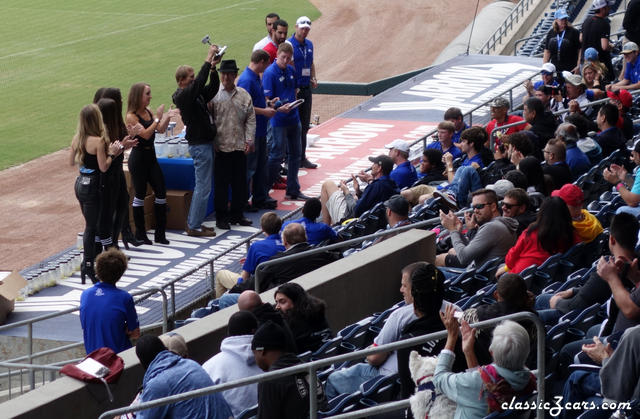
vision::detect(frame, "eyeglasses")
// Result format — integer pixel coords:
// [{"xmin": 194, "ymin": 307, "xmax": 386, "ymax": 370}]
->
[{"xmin": 471, "ymin": 203, "xmax": 490, "ymax": 210}]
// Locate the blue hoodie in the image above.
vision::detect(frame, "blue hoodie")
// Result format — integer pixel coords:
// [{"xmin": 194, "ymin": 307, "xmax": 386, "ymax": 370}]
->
[{"xmin": 138, "ymin": 350, "xmax": 232, "ymax": 419}]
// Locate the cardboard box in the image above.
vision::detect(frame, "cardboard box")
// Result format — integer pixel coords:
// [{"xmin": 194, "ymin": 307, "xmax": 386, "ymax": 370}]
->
[
  {"xmin": 166, "ymin": 190, "xmax": 193, "ymax": 230},
  {"xmin": 0, "ymin": 271, "xmax": 28, "ymax": 325}
]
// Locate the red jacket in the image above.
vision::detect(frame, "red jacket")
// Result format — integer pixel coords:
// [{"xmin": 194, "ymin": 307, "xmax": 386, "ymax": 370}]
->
[{"xmin": 505, "ymin": 229, "xmax": 580, "ymax": 273}]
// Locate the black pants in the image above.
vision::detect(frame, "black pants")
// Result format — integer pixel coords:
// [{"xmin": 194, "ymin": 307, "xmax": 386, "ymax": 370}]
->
[
  {"xmin": 214, "ymin": 150, "xmax": 247, "ymax": 222},
  {"xmin": 99, "ymin": 161, "xmax": 129, "ymax": 244},
  {"xmin": 75, "ymin": 173, "xmax": 100, "ymax": 263},
  {"xmin": 128, "ymin": 147, "xmax": 166, "ymax": 200},
  {"xmin": 297, "ymin": 87, "xmax": 312, "ymax": 161}
]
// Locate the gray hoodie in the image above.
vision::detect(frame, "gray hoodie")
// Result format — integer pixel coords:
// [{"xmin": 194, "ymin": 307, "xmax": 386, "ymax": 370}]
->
[
  {"xmin": 449, "ymin": 216, "xmax": 518, "ymax": 268},
  {"xmin": 202, "ymin": 335, "xmax": 263, "ymax": 417}
]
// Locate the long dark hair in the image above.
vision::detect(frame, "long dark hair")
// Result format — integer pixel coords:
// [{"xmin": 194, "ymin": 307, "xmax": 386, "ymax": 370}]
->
[
  {"xmin": 93, "ymin": 87, "xmax": 127, "ymax": 141},
  {"xmin": 275, "ymin": 283, "xmax": 326, "ymax": 321},
  {"xmin": 527, "ymin": 196, "xmax": 574, "ymax": 254},
  {"xmin": 97, "ymin": 98, "xmax": 121, "ymax": 144}
]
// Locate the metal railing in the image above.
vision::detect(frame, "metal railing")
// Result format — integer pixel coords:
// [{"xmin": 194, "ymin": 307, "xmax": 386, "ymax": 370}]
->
[
  {"xmin": 0, "ymin": 321, "xmax": 164, "ymax": 400},
  {"xmin": 478, "ymin": 0, "xmax": 536, "ymax": 55},
  {"xmin": 0, "ymin": 286, "xmax": 168, "ymax": 394},
  {"xmin": 98, "ymin": 312, "xmax": 546, "ymax": 419},
  {"xmin": 489, "ymin": 88, "xmax": 640, "ymax": 149},
  {"xmin": 253, "ymin": 217, "xmax": 456, "ymax": 292},
  {"xmin": 514, "ymin": 12, "xmax": 628, "ymax": 56}
]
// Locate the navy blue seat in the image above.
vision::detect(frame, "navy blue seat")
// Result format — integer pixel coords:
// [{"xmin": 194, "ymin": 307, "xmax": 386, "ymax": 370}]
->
[{"xmin": 359, "ymin": 373, "xmax": 400, "ymax": 404}]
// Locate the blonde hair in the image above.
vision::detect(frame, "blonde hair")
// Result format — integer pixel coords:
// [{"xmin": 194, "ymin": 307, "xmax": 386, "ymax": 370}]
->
[
  {"xmin": 71, "ymin": 104, "xmax": 108, "ymax": 165},
  {"xmin": 127, "ymin": 82, "xmax": 149, "ymax": 114}
]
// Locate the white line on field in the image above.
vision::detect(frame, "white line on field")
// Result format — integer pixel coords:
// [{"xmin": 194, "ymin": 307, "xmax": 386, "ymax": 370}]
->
[
  {"xmin": 3, "ymin": 7, "xmax": 178, "ymax": 18},
  {"xmin": 0, "ymin": 0, "xmax": 263, "ymax": 61}
]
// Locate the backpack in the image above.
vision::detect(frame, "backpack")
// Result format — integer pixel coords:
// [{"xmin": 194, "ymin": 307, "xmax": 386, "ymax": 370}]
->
[
  {"xmin": 479, "ymin": 365, "xmax": 536, "ymax": 413},
  {"xmin": 60, "ymin": 347, "xmax": 124, "ymax": 402}
]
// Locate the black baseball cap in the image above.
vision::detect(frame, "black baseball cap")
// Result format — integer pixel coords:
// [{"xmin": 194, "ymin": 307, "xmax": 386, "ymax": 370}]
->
[
  {"xmin": 368, "ymin": 154, "xmax": 394, "ymax": 175},
  {"xmin": 384, "ymin": 194, "xmax": 409, "ymax": 216}
]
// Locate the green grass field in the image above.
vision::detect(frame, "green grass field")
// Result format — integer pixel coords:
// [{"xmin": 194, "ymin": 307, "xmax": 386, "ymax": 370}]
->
[{"xmin": 0, "ymin": 0, "xmax": 319, "ymax": 170}]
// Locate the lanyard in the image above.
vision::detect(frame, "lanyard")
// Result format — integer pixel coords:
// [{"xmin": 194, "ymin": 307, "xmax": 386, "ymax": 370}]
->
[{"xmin": 556, "ymin": 30, "xmax": 565, "ymax": 51}]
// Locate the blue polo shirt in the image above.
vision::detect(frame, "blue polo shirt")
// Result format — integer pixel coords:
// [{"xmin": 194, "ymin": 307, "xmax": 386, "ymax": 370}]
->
[
  {"xmin": 624, "ymin": 57, "xmax": 640, "ymax": 83},
  {"xmin": 263, "ymin": 61, "xmax": 299, "ymax": 127},
  {"xmin": 427, "ymin": 141, "xmax": 463, "ymax": 159},
  {"xmin": 289, "ymin": 35, "xmax": 314, "ymax": 87},
  {"xmin": 242, "ymin": 234, "xmax": 286, "ymax": 274},
  {"xmin": 281, "ymin": 217, "xmax": 337, "ymax": 245},
  {"xmin": 390, "ymin": 161, "xmax": 418, "ymax": 189},
  {"xmin": 461, "ymin": 154, "xmax": 484, "ymax": 168},
  {"xmin": 237, "ymin": 66, "xmax": 268, "ymax": 138},
  {"xmin": 80, "ymin": 282, "xmax": 139, "ymax": 354}
]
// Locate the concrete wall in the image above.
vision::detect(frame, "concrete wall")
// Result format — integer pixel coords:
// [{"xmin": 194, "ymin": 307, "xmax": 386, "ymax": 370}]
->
[{"xmin": 4, "ymin": 229, "xmax": 435, "ymax": 419}]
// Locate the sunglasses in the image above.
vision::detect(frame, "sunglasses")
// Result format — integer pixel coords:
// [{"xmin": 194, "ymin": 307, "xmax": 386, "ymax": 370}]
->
[
  {"xmin": 472, "ymin": 203, "xmax": 490, "ymax": 210},
  {"xmin": 501, "ymin": 202, "xmax": 518, "ymax": 209}
]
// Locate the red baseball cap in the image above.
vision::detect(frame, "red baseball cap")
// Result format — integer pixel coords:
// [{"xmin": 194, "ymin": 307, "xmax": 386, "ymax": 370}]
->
[
  {"xmin": 551, "ymin": 184, "xmax": 584, "ymax": 207},
  {"xmin": 607, "ymin": 89, "xmax": 633, "ymax": 109}
]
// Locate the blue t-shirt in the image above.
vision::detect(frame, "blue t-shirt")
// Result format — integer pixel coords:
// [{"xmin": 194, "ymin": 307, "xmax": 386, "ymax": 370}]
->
[
  {"xmin": 632, "ymin": 167, "xmax": 640, "ymax": 194},
  {"xmin": 461, "ymin": 154, "xmax": 484, "ymax": 168},
  {"xmin": 263, "ymin": 61, "xmax": 299, "ymax": 127},
  {"xmin": 237, "ymin": 66, "xmax": 268, "ymax": 138},
  {"xmin": 427, "ymin": 141, "xmax": 463, "ymax": 159},
  {"xmin": 80, "ymin": 282, "xmax": 139, "ymax": 354},
  {"xmin": 452, "ymin": 123, "xmax": 469, "ymax": 144},
  {"xmin": 390, "ymin": 161, "xmax": 418, "ymax": 189},
  {"xmin": 289, "ymin": 35, "xmax": 314, "ymax": 87},
  {"xmin": 281, "ymin": 217, "xmax": 337, "ymax": 245},
  {"xmin": 242, "ymin": 234, "xmax": 286, "ymax": 274},
  {"xmin": 624, "ymin": 57, "xmax": 640, "ymax": 84}
]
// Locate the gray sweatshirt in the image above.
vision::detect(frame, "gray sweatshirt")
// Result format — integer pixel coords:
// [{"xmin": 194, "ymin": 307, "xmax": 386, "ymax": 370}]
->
[
  {"xmin": 449, "ymin": 216, "xmax": 518, "ymax": 268},
  {"xmin": 600, "ymin": 324, "xmax": 640, "ymax": 402}
]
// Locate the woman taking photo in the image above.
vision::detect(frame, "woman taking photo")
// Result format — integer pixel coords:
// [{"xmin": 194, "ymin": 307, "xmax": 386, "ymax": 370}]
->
[
  {"xmin": 126, "ymin": 83, "xmax": 175, "ymax": 245},
  {"xmin": 95, "ymin": 94, "xmax": 141, "ymax": 250},
  {"xmin": 70, "ymin": 104, "xmax": 122, "ymax": 283},
  {"xmin": 543, "ymin": 8, "xmax": 581, "ymax": 74},
  {"xmin": 274, "ymin": 283, "xmax": 332, "ymax": 353}
]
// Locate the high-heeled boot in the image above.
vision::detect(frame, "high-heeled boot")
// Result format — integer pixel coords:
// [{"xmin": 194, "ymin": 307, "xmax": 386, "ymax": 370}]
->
[
  {"xmin": 154, "ymin": 203, "xmax": 170, "ymax": 245},
  {"xmin": 80, "ymin": 260, "xmax": 97, "ymax": 285},
  {"xmin": 133, "ymin": 206, "xmax": 152, "ymax": 245},
  {"xmin": 120, "ymin": 223, "xmax": 143, "ymax": 250}
]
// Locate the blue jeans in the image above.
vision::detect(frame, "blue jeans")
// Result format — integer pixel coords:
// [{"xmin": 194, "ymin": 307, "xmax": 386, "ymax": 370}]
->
[
  {"xmin": 561, "ymin": 371, "xmax": 602, "ymax": 419},
  {"xmin": 325, "ymin": 363, "xmax": 379, "ymax": 399},
  {"xmin": 447, "ymin": 166, "xmax": 482, "ymax": 208},
  {"xmin": 188, "ymin": 143, "xmax": 214, "ymax": 230},
  {"xmin": 247, "ymin": 136, "xmax": 269, "ymax": 204},
  {"xmin": 217, "ymin": 293, "xmax": 240, "ymax": 309},
  {"xmin": 268, "ymin": 123, "xmax": 301, "ymax": 197},
  {"xmin": 535, "ymin": 293, "xmax": 563, "ymax": 324},
  {"xmin": 616, "ymin": 205, "xmax": 640, "ymax": 217}
]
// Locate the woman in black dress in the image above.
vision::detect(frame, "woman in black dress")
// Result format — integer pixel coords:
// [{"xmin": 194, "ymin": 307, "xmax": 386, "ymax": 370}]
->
[
  {"xmin": 543, "ymin": 9, "xmax": 581, "ymax": 74},
  {"xmin": 125, "ymin": 83, "xmax": 175, "ymax": 245},
  {"xmin": 70, "ymin": 104, "xmax": 123, "ymax": 283}
]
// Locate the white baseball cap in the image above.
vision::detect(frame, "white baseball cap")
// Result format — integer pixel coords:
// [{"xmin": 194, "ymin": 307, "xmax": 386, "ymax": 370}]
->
[
  {"xmin": 296, "ymin": 16, "xmax": 311, "ymax": 28},
  {"xmin": 385, "ymin": 139, "xmax": 410, "ymax": 153}
]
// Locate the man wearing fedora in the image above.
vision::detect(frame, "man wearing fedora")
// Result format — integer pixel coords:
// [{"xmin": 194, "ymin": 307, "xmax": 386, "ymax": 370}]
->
[{"xmin": 209, "ymin": 60, "xmax": 256, "ymax": 229}]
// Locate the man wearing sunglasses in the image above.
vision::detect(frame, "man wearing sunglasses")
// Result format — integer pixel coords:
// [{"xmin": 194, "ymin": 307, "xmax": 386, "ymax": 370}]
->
[
  {"xmin": 501, "ymin": 188, "xmax": 536, "ymax": 236},
  {"xmin": 436, "ymin": 189, "xmax": 517, "ymax": 268}
]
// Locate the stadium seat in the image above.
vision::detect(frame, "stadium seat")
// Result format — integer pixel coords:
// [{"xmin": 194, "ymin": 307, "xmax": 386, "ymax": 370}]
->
[
  {"xmin": 359, "ymin": 373, "xmax": 400, "ymax": 404},
  {"xmin": 236, "ymin": 404, "xmax": 258, "ymax": 419}
]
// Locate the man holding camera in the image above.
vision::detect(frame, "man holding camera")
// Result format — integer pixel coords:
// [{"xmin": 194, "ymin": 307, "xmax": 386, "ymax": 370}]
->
[{"xmin": 172, "ymin": 44, "xmax": 221, "ymax": 237}]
